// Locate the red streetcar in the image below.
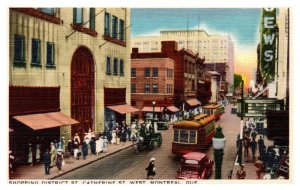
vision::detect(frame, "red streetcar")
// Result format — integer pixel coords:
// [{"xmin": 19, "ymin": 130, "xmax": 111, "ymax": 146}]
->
[
  {"xmin": 172, "ymin": 114, "xmax": 216, "ymax": 156},
  {"xmin": 176, "ymin": 152, "xmax": 214, "ymax": 179}
]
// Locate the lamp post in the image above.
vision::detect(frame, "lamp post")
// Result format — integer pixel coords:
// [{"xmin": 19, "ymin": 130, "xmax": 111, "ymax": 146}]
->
[
  {"xmin": 212, "ymin": 125, "xmax": 226, "ymax": 179},
  {"xmin": 152, "ymin": 101, "xmax": 156, "ymax": 130},
  {"xmin": 237, "ymin": 80, "xmax": 244, "ymax": 165}
]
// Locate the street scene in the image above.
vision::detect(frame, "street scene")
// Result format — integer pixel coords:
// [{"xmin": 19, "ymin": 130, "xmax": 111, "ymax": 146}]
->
[{"xmin": 8, "ymin": 6, "xmax": 290, "ymax": 182}]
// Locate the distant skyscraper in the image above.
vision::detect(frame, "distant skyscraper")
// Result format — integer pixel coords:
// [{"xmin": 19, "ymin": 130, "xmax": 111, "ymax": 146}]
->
[{"xmin": 132, "ymin": 29, "xmax": 234, "ymax": 88}]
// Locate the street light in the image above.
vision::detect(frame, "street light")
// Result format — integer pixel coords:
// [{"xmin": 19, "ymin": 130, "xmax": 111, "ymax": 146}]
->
[
  {"xmin": 212, "ymin": 125, "xmax": 226, "ymax": 179},
  {"xmin": 152, "ymin": 101, "xmax": 156, "ymax": 131},
  {"xmin": 237, "ymin": 80, "xmax": 244, "ymax": 165}
]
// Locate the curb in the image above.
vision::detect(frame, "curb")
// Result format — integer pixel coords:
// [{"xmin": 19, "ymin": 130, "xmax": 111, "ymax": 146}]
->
[{"xmin": 50, "ymin": 144, "xmax": 133, "ymax": 179}]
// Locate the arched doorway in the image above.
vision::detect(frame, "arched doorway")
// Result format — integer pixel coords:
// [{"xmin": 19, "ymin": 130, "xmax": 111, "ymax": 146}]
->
[{"xmin": 71, "ymin": 46, "xmax": 95, "ymax": 140}]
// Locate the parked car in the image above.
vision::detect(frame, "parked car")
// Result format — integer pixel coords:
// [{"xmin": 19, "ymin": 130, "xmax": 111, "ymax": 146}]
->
[{"xmin": 176, "ymin": 152, "xmax": 214, "ymax": 179}]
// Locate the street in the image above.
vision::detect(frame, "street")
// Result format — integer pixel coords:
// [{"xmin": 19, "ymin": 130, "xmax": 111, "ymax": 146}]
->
[{"xmin": 57, "ymin": 104, "xmax": 240, "ymax": 180}]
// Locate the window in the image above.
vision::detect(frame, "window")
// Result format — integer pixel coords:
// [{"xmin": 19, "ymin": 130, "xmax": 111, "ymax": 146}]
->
[
  {"xmin": 112, "ymin": 15, "xmax": 118, "ymax": 38},
  {"xmin": 144, "ymin": 84, "xmax": 150, "ymax": 93},
  {"xmin": 73, "ymin": 8, "xmax": 83, "ymax": 24},
  {"xmin": 89, "ymin": 8, "xmax": 95, "ymax": 30},
  {"xmin": 131, "ymin": 68, "xmax": 136, "ymax": 77},
  {"xmin": 152, "ymin": 84, "xmax": 158, "ymax": 93},
  {"xmin": 119, "ymin": 59, "xmax": 124, "ymax": 76},
  {"xmin": 104, "ymin": 12, "xmax": 110, "ymax": 35},
  {"xmin": 173, "ymin": 129, "xmax": 197, "ymax": 144},
  {"xmin": 131, "ymin": 83, "xmax": 136, "ymax": 93},
  {"xmin": 31, "ymin": 38, "xmax": 41, "ymax": 65},
  {"xmin": 46, "ymin": 42, "xmax": 55, "ymax": 66},
  {"xmin": 14, "ymin": 34, "xmax": 26, "ymax": 64},
  {"xmin": 113, "ymin": 58, "xmax": 118, "ymax": 75},
  {"xmin": 144, "ymin": 68, "xmax": 150, "ymax": 77},
  {"xmin": 106, "ymin": 56, "xmax": 111, "ymax": 75},
  {"xmin": 119, "ymin": 19, "xmax": 125, "ymax": 41},
  {"xmin": 152, "ymin": 68, "xmax": 158, "ymax": 77},
  {"xmin": 39, "ymin": 8, "xmax": 55, "ymax": 16}
]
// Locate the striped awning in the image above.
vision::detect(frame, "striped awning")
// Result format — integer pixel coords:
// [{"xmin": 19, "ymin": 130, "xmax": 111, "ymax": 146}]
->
[
  {"xmin": 166, "ymin": 106, "xmax": 180, "ymax": 113},
  {"xmin": 142, "ymin": 106, "xmax": 164, "ymax": 112},
  {"xmin": 186, "ymin": 99, "xmax": 201, "ymax": 107},
  {"xmin": 106, "ymin": 104, "xmax": 139, "ymax": 114}
]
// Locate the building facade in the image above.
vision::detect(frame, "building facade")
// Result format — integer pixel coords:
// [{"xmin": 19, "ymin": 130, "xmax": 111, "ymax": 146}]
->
[
  {"xmin": 132, "ymin": 29, "xmax": 234, "ymax": 89},
  {"xmin": 9, "ymin": 8, "xmax": 132, "ymax": 163},
  {"xmin": 131, "ymin": 41, "xmax": 205, "ymax": 111},
  {"xmin": 131, "ymin": 57, "xmax": 175, "ymax": 119}
]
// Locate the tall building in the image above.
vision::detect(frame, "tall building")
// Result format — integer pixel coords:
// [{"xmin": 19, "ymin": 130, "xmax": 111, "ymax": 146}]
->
[
  {"xmin": 9, "ymin": 8, "xmax": 132, "ymax": 163},
  {"xmin": 132, "ymin": 29, "xmax": 234, "ymax": 88}
]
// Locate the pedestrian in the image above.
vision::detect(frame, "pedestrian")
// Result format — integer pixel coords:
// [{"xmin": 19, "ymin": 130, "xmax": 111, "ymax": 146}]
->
[
  {"xmin": 103, "ymin": 136, "xmax": 108, "ymax": 153},
  {"xmin": 50, "ymin": 142, "xmax": 56, "ymax": 167},
  {"xmin": 9, "ymin": 150, "xmax": 15, "ymax": 174},
  {"xmin": 82, "ymin": 138, "xmax": 89, "ymax": 160},
  {"xmin": 227, "ymin": 169, "xmax": 233, "ymax": 179},
  {"xmin": 121, "ymin": 128, "xmax": 127, "ymax": 145},
  {"xmin": 28, "ymin": 143, "xmax": 33, "ymax": 166},
  {"xmin": 56, "ymin": 149, "xmax": 64, "ymax": 174},
  {"xmin": 73, "ymin": 141, "xmax": 80, "ymax": 160},
  {"xmin": 236, "ymin": 165, "xmax": 246, "ymax": 179},
  {"xmin": 243, "ymin": 135, "xmax": 250, "ymax": 157},
  {"xmin": 35, "ymin": 144, "xmax": 41, "ymax": 163},
  {"xmin": 254, "ymin": 157, "xmax": 265, "ymax": 179},
  {"xmin": 250, "ymin": 128, "xmax": 258, "ymax": 141},
  {"xmin": 73, "ymin": 133, "xmax": 81, "ymax": 144},
  {"xmin": 111, "ymin": 128, "xmax": 117, "ymax": 145},
  {"xmin": 90, "ymin": 136, "xmax": 96, "ymax": 156},
  {"xmin": 251, "ymin": 140, "xmax": 258, "ymax": 161},
  {"xmin": 67, "ymin": 139, "xmax": 73, "ymax": 157},
  {"xmin": 43, "ymin": 149, "xmax": 51, "ymax": 175},
  {"xmin": 145, "ymin": 157, "xmax": 156, "ymax": 179}
]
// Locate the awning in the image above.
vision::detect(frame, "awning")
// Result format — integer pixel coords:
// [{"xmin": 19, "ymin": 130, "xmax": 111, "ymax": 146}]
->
[
  {"xmin": 167, "ymin": 106, "xmax": 180, "ymax": 113},
  {"xmin": 186, "ymin": 99, "xmax": 201, "ymax": 107},
  {"xmin": 13, "ymin": 112, "xmax": 79, "ymax": 130},
  {"xmin": 142, "ymin": 106, "xmax": 164, "ymax": 112},
  {"xmin": 106, "ymin": 104, "xmax": 139, "ymax": 114}
]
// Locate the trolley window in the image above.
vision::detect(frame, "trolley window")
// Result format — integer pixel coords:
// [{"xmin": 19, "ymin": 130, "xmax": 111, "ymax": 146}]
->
[{"xmin": 173, "ymin": 129, "xmax": 197, "ymax": 144}]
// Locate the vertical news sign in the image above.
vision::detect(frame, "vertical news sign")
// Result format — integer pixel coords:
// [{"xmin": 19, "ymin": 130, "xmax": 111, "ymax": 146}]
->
[{"xmin": 260, "ymin": 8, "xmax": 277, "ymax": 82}]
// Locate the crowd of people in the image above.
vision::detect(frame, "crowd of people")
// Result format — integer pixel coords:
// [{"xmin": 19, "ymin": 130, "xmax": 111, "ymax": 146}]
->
[{"xmin": 235, "ymin": 119, "xmax": 289, "ymax": 179}]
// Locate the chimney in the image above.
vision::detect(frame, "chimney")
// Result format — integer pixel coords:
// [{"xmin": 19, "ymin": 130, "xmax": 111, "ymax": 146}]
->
[
  {"xmin": 132, "ymin": 48, "xmax": 139, "ymax": 54},
  {"xmin": 161, "ymin": 41, "xmax": 178, "ymax": 53}
]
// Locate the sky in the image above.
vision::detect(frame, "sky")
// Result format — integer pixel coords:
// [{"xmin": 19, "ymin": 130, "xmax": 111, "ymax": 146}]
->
[{"xmin": 131, "ymin": 8, "xmax": 261, "ymax": 87}]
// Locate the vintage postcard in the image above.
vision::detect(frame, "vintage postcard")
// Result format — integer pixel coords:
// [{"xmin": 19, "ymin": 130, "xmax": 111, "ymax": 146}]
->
[{"xmin": 4, "ymin": 0, "xmax": 296, "ymax": 188}]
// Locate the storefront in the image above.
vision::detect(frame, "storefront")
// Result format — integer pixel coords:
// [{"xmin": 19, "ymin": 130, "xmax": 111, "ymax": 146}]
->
[{"xmin": 9, "ymin": 86, "xmax": 78, "ymax": 164}]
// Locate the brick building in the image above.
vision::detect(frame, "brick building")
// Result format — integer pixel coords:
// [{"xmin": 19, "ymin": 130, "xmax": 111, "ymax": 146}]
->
[
  {"xmin": 131, "ymin": 58, "xmax": 175, "ymax": 119},
  {"xmin": 131, "ymin": 41, "xmax": 206, "ymax": 113}
]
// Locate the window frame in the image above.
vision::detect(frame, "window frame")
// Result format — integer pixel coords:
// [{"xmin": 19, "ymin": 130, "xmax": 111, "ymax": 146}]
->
[
  {"xmin": 152, "ymin": 67, "xmax": 158, "ymax": 77},
  {"xmin": 131, "ymin": 83, "xmax": 136, "ymax": 93},
  {"xmin": 46, "ymin": 42, "xmax": 55, "ymax": 66},
  {"xmin": 144, "ymin": 84, "xmax": 150, "ymax": 93},
  {"xmin": 31, "ymin": 38, "xmax": 41, "ymax": 65},
  {"xmin": 119, "ymin": 19, "xmax": 125, "ymax": 41},
  {"xmin": 73, "ymin": 8, "xmax": 83, "ymax": 25},
  {"xmin": 131, "ymin": 68, "xmax": 136, "ymax": 77},
  {"xmin": 89, "ymin": 8, "xmax": 96, "ymax": 30},
  {"xmin": 104, "ymin": 12, "xmax": 110, "ymax": 36},
  {"xmin": 106, "ymin": 56, "xmax": 111, "ymax": 75},
  {"xmin": 152, "ymin": 84, "xmax": 158, "ymax": 93},
  {"xmin": 144, "ymin": 67, "xmax": 150, "ymax": 77},
  {"xmin": 119, "ymin": 59, "xmax": 124, "ymax": 76},
  {"xmin": 113, "ymin": 58, "xmax": 118, "ymax": 75},
  {"xmin": 112, "ymin": 15, "xmax": 118, "ymax": 39},
  {"xmin": 13, "ymin": 34, "xmax": 26, "ymax": 65}
]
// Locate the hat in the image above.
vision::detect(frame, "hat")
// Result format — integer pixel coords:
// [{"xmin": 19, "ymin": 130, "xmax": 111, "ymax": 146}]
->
[{"xmin": 150, "ymin": 157, "xmax": 155, "ymax": 161}]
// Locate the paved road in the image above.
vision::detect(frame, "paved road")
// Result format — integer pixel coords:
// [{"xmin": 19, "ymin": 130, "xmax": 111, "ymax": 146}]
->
[{"xmin": 57, "ymin": 104, "xmax": 240, "ymax": 180}]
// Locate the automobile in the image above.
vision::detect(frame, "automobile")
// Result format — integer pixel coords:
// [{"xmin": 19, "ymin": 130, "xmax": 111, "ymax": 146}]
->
[{"xmin": 176, "ymin": 152, "xmax": 214, "ymax": 179}]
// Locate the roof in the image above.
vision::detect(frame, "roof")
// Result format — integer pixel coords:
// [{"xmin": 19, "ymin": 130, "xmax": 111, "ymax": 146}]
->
[{"xmin": 183, "ymin": 152, "xmax": 207, "ymax": 161}]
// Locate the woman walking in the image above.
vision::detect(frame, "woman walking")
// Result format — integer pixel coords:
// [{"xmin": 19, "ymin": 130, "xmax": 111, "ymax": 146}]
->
[
  {"xmin": 145, "ymin": 157, "xmax": 156, "ymax": 179},
  {"xmin": 56, "ymin": 149, "xmax": 64, "ymax": 174}
]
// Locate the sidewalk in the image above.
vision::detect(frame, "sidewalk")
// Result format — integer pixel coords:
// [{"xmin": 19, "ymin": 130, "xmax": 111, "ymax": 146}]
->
[
  {"xmin": 232, "ymin": 136, "xmax": 273, "ymax": 180},
  {"xmin": 9, "ymin": 141, "xmax": 133, "ymax": 180}
]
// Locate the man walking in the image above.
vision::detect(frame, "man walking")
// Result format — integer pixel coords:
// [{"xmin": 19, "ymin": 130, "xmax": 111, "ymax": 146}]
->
[{"xmin": 43, "ymin": 149, "xmax": 51, "ymax": 175}]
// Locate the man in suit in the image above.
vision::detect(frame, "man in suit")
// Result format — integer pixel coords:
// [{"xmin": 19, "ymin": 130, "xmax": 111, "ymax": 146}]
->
[{"xmin": 43, "ymin": 149, "xmax": 51, "ymax": 175}]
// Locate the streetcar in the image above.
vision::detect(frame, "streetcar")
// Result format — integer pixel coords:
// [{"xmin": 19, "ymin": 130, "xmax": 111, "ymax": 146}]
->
[
  {"xmin": 202, "ymin": 104, "xmax": 224, "ymax": 120},
  {"xmin": 172, "ymin": 114, "xmax": 216, "ymax": 156}
]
